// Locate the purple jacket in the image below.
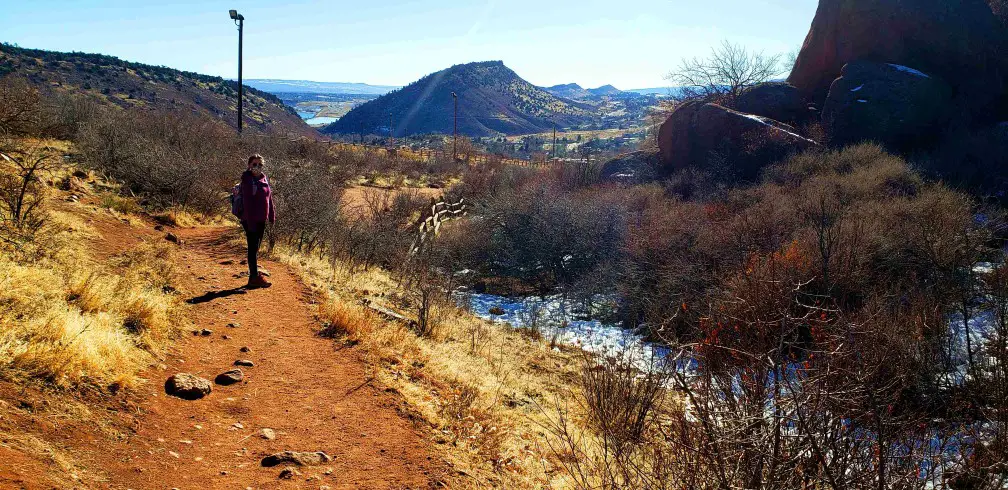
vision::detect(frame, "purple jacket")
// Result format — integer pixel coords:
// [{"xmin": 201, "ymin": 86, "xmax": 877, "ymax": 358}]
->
[{"xmin": 240, "ymin": 170, "xmax": 275, "ymax": 224}]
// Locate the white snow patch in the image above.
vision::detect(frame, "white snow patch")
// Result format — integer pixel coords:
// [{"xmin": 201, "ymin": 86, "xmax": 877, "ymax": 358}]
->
[
  {"xmin": 741, "ymin": 114, "xmax": 817, "ymax": 144},
  {"xmin": 887, "ymin": 63, "xmax": 931, "ymax": 78},
  {"xmin": 857, "ymin": 99, "xmax": 868, "ymax": 103},
  {"xmin": 850, "ymin": 84, "xmax": 865, "ymax": 92},
  {"xmin": 467, "ymin": 293, "xmax": 668, "ymax": 370}
]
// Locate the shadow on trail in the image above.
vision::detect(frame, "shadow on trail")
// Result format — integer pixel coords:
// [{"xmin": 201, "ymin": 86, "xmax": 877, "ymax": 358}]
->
[{"xmin": 186, "ymin": 287, "xmax": 247, "ymax": 305}]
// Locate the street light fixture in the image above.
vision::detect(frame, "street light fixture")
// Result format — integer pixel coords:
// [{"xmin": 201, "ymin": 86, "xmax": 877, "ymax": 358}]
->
[
  {"xmin": 229, "ymin": 9, "xmax": 245, "ymax": 134},
  {"xmin": 451, "ymin": 92, "xmax": 458, "ymax": 161}
]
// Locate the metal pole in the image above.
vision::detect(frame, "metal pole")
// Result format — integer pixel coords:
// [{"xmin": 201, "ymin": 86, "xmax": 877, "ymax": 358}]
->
[
  {"xmin": 237, "ymin": 17, "xmax": 243, "ymax": 134},
  {"xmin": 452, "ymin": 92, "xmax": 458, "ymax": 161},
  {"xmin": 552, "ymin": 124, "xmax": 557, "ymax": 162},
  {"xmin": 389, "ymin": 113, "xmax": 393, "ymax": 148}
]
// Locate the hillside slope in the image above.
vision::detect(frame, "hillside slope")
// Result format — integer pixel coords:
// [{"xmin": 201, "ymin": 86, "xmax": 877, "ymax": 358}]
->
[
  {"xmin": 0, "ymin": 44, "xmax": 316, "ymax": 137},
  {"xmin": 323, "ymin": 61, "xmax": 595, "ymax": 137}
]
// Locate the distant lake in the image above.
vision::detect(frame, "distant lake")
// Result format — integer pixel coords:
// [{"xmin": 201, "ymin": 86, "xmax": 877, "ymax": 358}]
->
[{"xmin": 306, "ymin": 116, "xmax": 339, "ymax": 126}]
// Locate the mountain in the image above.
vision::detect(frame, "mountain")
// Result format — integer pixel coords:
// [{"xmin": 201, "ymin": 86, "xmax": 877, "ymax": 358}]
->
[
  {"xmin": 323, "ymin": 61, "xmax": 595, "ymax": 137},
  {"xmin": 244, "ymin": 79, "xmax": 398, "ymax": 96},
  {"xmin": 588, "ymin": 84, "xmax": 622, "ymax": 96},
  {"xmin": 545, "ymin": 83, "xmax": 592, "ymax": 99},
  {"xmin": 0, "ymin": 44, "xmax": 315, "ymax": 137},
  {"xmin": 544, "ymin": 83, "xmax": 624, "ymax": 100}
]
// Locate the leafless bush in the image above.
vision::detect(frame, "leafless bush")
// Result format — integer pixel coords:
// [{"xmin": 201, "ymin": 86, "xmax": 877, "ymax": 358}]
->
[
  {"xmin": 76, "ymin": 108, "xmax": 236, "ymax": 214},
  {"xmin": 667, "ymin": 40, "xmax": 785, "ymax": 105},
  {"xmin": 0, "ymin": 138, "xmax": 61, "ymax": 247}
]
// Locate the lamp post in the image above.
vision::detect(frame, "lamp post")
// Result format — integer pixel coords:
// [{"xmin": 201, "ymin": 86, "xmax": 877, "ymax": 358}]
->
[
  {"xmin": 451, "ymin": 92, "xmax": 458, "ymax": 161},
  {"xmin": 229, "ymin": 9, "xmax": 245, "ymax": 134}
]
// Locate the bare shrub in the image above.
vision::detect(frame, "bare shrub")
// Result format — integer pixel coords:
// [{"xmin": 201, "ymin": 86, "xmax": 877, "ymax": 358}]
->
[
  {"xmin": 0, "ymin": 138, "xmax": 61, "ymax": 247},
  {"xmin": 667, "ymin": 40, "xmax": 785, "ymax": 105}
]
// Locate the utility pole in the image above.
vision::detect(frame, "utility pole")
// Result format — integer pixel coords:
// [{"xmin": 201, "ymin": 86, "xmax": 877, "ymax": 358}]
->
[
  {"xmin": 229, "ymin": 10, "xmax": 245, "ymax": 134},
  {"xmin": 552, "ymin": 124, "xmax": 557, "ymax": 162},
  {"xmin": 389, "ymin": 113, "xmax": 394, "ymax": 148},
  {"xmin": 451, "ymin": 92, "xmax": 458, "ymax": 161}
]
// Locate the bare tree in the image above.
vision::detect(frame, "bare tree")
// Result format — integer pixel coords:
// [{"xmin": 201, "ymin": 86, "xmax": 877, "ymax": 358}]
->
[{"xmin": 667, "ymin": 40, "xmax": 784, "ymax": 104}]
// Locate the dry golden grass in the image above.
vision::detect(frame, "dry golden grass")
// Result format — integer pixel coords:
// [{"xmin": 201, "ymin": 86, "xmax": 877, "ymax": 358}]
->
[
  {"xmin": 0, "ymin": 148, "xmax": 184, "ymax": 390},
  {"xmin": 0, "ymin": 230, "xmax": 182, "ymax": 389},
  {"xmin": 272, "ymin": 245, "xmax": 589, "ymax": 488},
  {"xmin": 151, "ymin": 207, "xmax": 228, "ymax": 228},
  {"xmin": 317, "ymin": 297, "xmax": 377, "ymax": 342}
]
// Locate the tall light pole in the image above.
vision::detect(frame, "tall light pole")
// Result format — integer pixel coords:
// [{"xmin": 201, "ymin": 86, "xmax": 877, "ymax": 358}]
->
[
  {"xmin": 451, "ymin": 92, "xmax": 458, "ymax": 161},
  {"xmin": 229, "ymin": 9, "xmax": 244, "ymax": 134}
]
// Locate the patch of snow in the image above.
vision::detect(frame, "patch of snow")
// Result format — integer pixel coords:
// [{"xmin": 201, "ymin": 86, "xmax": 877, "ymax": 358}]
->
[
  {"xmin": 887, "ymin": 63, "xmax": 931, "ymax": 78},
  {"xmin": 466, "ymin": 292, "xmax": 668, "ymax": 371},
  {"xmin": 850, "ymin": 84, "xmax": 865, "ymax": 92},
  {"xmin": 741, "ymin": 113, "xmax": 817, "ymax": 145},
  {"xmin": 857, "ymin": 99, "xmax": 868, "ymax": 103}
]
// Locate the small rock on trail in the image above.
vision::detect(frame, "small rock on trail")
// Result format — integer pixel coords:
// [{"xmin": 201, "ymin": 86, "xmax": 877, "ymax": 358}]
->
[
  {"xmin": 259, "ymin": 428, "xmax": 276, "ymax": 440},
  {"xmin": 214, "ymin": 368, "xmax": 244, "ymax": 385},
  {"xmin": 261, "ymin": 451, "xmax": 332, "ymax": 467},
  {"xmin": 240, "ymin": 346, "xmax": 251, "ymax": 353},
  {"xmin": 164, "ymin": 373, "xmax": 212, "ymax": 400},
  {"xmin": 234, "ymin": 359, "xmax": 254, "ymax": 367},
  {"xmin": 278, "ymin": 466, "xmax": 301, "ymax": 479}
]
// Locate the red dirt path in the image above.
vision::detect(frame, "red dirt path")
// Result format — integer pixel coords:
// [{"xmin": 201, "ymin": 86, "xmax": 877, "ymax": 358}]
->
[{"xmin": 0, "ymin": 211, "xmax": 448, "ymax": 489}]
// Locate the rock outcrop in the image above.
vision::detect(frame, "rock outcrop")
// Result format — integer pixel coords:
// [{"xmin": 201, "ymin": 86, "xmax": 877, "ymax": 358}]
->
[
  {"xmin": 788, "ymin": 0, "xmax": 1008, "ymax": 117},
  {"xmin": 735, "ymin": 82, "xmax": 810, "ymax": 125},
  {"xmin": 600, "ymin": 151, "xmax": 661, "ymax": 184},
  {"xmin": 164, "ymin": 373, "xmax": 212, "ymax": 400},
  {"xmin": 822, "ymin": 61, "xmax": 952, "ymax": 148},
  {"xmin": 657, "ymin": 101, "xmax": 816, "ymax": 179}
]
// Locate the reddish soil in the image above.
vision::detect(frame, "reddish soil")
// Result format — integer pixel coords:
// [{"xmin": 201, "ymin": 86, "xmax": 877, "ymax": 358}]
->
[{"xmin": 0, "ymin": 210, "xmax": 448, "ymax": 489}]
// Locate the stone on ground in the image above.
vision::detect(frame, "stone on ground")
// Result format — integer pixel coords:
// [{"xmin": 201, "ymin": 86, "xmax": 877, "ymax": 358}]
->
[
  {"xmin": 214, "ymin": 368, "xmax": 244, "ymax": 386},
  {"xmin": 164, "ymin": 373, "xmax": 212, "ymax": 400},
  {"xmin": 261, "ymin": 451, "xmax": 333, "ymax": 467}
]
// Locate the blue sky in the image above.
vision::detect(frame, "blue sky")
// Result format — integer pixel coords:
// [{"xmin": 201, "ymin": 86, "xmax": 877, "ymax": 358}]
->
[{"xmin": 1, "ymin": 0, "xmax": 818, "ymax": 89}]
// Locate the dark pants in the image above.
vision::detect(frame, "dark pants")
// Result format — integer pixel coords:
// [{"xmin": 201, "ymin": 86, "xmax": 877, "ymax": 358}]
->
[{"xmin": 242, "ymin": 220, "xmax": 266, "ymax": 279}]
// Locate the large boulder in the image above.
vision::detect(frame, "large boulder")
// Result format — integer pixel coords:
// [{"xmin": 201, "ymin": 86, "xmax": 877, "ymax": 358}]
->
[
  {"xmin": 735, "ymin": 82, "xmax": 810, "ymax": 125},
  {"xmin": 788, "ymin": 0, "xmax": 1008, "ymax": 118},
  {"xmin": 822, "ymin": 61, "xmax": 953, "ymax": 149},
  {"xmin": 164, "ymin": 373, "xmax": 212, "ymax": 400},
  {"xmin": 600, "ymin": 150, "xmax": 660, "ymax": 184},
  {"xmin": 657, "ymin": 102, "xmax": 817, "ymax": 180}
]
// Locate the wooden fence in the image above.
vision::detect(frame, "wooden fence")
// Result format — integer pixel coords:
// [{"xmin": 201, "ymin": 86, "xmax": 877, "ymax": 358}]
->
[{"xmin": 409, "ymin": 196, "xmax": 467, "ymax": 255}]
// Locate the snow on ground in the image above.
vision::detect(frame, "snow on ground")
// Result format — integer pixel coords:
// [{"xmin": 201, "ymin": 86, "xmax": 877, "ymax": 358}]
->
[
  {"xmin": 467, "ymin": 293, "xmax": 668, "ymax": 370},
  {"xmin": 740, "ymin": 114, "xmax": 818, "ymax": 144},
  {"xmin": 887, "ymin": 63, "xmax": 931, "ymax": 78},
  {"xmin": 850, "ymin": 84, "xmax": 865, "ymax": 92}
]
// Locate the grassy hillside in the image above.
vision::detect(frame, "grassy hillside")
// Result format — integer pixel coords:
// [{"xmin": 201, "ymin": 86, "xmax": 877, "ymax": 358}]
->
[
  {"xmin": 0, "ymin": 43, "xmax": 316, "ymax": 137},
  {"xmin": 324, "ymin": 61, "xmax": 596, "ymax": 137}
]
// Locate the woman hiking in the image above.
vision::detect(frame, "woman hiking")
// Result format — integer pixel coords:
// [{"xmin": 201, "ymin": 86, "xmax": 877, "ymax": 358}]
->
[{"xmin": 238, "ymin": 154, "xmax": 275, "ymax": 289}]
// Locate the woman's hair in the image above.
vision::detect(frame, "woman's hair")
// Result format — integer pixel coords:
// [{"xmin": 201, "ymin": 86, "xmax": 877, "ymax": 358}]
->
[{"xmin": 248, "ymin": 154, "xmax": 264, "ymax": 166}]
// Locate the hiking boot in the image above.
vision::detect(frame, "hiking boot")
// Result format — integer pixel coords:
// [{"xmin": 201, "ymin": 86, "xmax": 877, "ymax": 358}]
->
[{"xmin": 247, "ymin": 273, "xmax": 272, "ymax": 289}]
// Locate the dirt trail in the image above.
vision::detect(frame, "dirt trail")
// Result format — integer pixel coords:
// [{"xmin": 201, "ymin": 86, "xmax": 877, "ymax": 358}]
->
[{"xmin": 77, "ymin": 219, "xmax": 446, "ymax": 489}]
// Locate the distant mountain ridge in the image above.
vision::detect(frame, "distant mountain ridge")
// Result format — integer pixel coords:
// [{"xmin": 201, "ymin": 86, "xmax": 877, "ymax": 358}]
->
[
  {"xmin": 0, "ymin": 44, "xmax": 315, "ymax": 137},
  {"xmin": 244, "ymin": 79, "xmax": 399, "ymax": 95},
  {"xmin": 323, "ymin": 61, "xmax": 596, "ymax": 137},
  {"xmin": 543, "ymin": 83, "xmax": 624, "ymax": 100}
]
